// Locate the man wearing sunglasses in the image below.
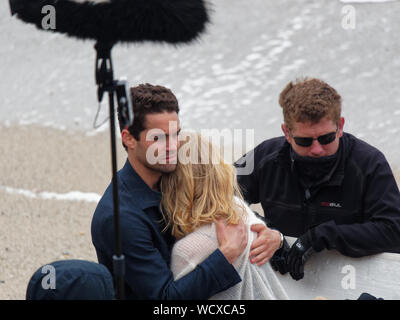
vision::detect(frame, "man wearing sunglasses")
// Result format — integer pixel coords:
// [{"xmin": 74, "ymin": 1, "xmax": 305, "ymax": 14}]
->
[{"xmin": 235, "ymin": 77, "xmax": 400, "ymax": 281}]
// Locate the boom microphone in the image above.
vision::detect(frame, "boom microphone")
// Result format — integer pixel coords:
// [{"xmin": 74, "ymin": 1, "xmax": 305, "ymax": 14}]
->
[
  {"xmin": 9, "ymin": 0, "xmax": 210, "ymax": 45},
  {"xmin": 10, "ymin": 0, "xmax": 211, "ymax": 301}
]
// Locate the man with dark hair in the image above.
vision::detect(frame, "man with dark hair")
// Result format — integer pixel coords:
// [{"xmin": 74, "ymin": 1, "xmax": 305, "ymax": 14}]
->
[
  {"xmin": 92, "ymin": 83, "xmax": 277, "ymax": 299},
  {"xmin": 235, "ymin": 77, "xmax": 400, "ymax": 280}
]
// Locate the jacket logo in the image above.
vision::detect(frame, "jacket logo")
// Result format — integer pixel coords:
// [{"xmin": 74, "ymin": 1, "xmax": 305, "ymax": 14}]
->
[{"xmin": 320, "ymin": 201, "xmax": 342, "ymax": 208}]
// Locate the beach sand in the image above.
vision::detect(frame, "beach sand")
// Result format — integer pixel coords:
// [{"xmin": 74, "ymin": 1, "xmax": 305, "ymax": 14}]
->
[
  {"xmin": 1, "ymin": 125, "xmax": 399, "ymax": 300},
  {"xmin": 0, "ymin": 125, "xmax": 127, "ymax": 300}
]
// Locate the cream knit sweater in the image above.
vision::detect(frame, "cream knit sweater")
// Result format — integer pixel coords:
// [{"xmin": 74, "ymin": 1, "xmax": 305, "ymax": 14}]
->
[{"xmin": 170, "ymin": 197, "xmax": 289, "ymax": 300}]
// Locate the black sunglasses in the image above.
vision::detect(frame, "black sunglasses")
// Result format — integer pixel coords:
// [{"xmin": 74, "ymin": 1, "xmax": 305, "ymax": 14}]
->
[{"xmin": 291, "ymin": 128, "xmax": 338, "ymax": 147}]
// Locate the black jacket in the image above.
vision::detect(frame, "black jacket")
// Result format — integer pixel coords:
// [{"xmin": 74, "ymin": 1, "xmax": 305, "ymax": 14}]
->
[{"xmin": 235, "ymin": 132, "xmax": 400, "ymax": 257}]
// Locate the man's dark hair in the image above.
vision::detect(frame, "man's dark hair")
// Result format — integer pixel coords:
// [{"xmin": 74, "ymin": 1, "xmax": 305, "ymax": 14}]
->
[{"xmin": 118, "ymin": 83, "xmax": 180, "ymax": 149}]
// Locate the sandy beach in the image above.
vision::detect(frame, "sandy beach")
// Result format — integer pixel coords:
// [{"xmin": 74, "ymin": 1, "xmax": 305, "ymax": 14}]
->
[{"xmin": 0, "ymin": 125, "xmax": 128, "ymax": 300}]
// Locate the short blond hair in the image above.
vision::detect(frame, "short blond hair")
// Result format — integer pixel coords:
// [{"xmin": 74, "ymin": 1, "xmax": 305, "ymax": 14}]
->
[{"xmin": 279, "ymin": 78, "xmax": 342, "ymax": 131}]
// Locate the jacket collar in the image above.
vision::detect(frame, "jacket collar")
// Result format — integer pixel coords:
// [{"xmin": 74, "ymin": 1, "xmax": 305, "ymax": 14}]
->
[
  {"xmin": 119, "ymin": 159, "xmax": 162, "ymax": 210},
  {"xmin": 328, "ymin": 132, "xmax": 354, "ymax": 186},
  {"xmin": 276, "ymin": 133, "xmax": 354, "ymax": 187}
]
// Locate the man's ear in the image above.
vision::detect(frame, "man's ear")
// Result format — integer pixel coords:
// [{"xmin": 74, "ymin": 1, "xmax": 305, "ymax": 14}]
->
[
  {"xmin": 338, "ymin": 117, "xmax": 345, "ymax": 138},
  {"xmin": 281, "ymin": 123, "xmax": 291, "ymax": 143},
  {"xmin": 121, "ymin": 129, "xmax": 137, "ymax": 150}
]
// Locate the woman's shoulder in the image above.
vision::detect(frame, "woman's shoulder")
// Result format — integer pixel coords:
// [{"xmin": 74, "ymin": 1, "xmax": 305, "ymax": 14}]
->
[
  {"xmin": 233, "ymin": 196, "xmax": 265, "ymax": 225},
  {"xmin": 172, "ymin": 224, "xmax": 216, "ymax": 252},
  {"xmin": 171, "ymin": 223, "xmax": 218, "ymax": 267}
]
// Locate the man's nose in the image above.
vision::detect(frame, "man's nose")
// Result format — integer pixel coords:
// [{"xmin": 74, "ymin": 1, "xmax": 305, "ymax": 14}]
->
[
  {"xmin": 309, "ymin": 140, "xmax": 324, "ymax": 157},
  {"xmin": 167, "ymin": 135, "xmax": 179, "ymax": 152}
]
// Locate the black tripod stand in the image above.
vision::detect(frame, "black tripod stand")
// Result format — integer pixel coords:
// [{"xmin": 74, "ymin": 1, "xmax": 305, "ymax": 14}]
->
[{"xmin": 94, "ymin": 42, "xmax": 133, "ymax": 300}]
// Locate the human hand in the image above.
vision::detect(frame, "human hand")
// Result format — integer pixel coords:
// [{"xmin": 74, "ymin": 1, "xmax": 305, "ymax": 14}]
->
[
  {"xmin": 216, "ymin": 218, "xmax": 248, "ymax": 264},
  {"xmin": 249, "ymin": 224, "xmax": 282, "ymax": 266},
  {"xmin": 287, "ymin": 233, "xmax": 315, "ymax": 280}
]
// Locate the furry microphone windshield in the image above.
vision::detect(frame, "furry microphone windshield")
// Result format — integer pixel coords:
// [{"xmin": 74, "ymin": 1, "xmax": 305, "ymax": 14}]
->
[{"xmin": 9, "ymin": 0, "xmax": 210, "ymax": 45}]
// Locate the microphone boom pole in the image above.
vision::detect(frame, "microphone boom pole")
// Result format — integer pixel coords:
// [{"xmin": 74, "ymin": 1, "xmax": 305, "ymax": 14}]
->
[{"xmin": 95, "ymin": 41, "xmax": 127, "ymax": 300}]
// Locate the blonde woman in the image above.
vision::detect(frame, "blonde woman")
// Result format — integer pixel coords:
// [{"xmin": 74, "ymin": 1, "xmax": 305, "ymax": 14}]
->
[{"xmin": 160, "ymin": 132, "xmax": 289, "ymax": 300}]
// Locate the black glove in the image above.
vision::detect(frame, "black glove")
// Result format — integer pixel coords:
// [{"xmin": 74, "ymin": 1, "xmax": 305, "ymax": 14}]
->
[
  {"xmin": 287, "ymin": 232, "xmax": 315, "ymax": 281},
  {"xmin": 270, "ymin": 237, "xmax": 290, "ymax": 275}
]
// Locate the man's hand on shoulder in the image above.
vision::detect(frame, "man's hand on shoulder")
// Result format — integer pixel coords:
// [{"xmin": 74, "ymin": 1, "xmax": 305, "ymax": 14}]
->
[
  {"xmin": 216, "ymin": 218, "xmax": 248, "ymax": 264},
  {"xmin": 249, "ymin": 224, "xmax": 282, "ymax": 266}
]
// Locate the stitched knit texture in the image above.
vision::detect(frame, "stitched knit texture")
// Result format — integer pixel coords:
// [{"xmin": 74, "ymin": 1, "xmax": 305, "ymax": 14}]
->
[{"xmin": 171, "ymin": 197, "xmax": 289, "ymax": 300}]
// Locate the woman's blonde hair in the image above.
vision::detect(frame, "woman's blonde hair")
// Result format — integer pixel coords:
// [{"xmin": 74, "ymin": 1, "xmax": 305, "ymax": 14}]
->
[{"xmin": 160, "ymin": 131, "xmax": 245, "ymax": 239}]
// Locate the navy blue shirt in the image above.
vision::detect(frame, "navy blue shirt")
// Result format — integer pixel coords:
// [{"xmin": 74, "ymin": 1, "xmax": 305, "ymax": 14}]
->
[{"xmin": 91, "ymin": 159, "xmax": 241, "ymax": 299}]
